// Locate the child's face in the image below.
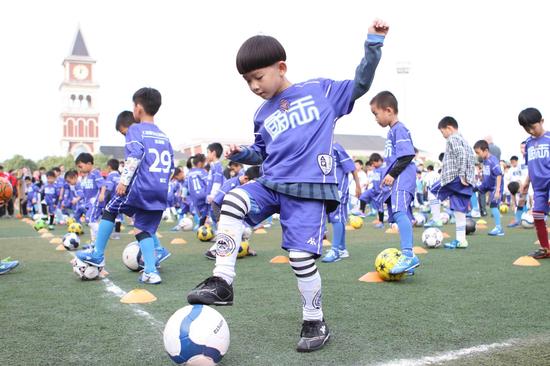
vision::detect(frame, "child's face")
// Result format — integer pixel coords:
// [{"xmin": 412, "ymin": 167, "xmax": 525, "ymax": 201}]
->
[
  {"xmin": 354, "ymin": 162, "xmax": 363, "ymax": 171},
  {"xmin": 66, "ymin": 176, "xmax": 77, "ymax": 185},
  {"xmin": 474, "ymin": 148, "xmax": 489, "ymax": 160},
  {"xmin": 510, "ymin": 159, "xmax": 518, "ymax": 167},
  {"xmin": 175, "ymin": 172, "xmax": 184, "ymax": 181},
  {"xmin": 243, "ymin": 62, "xmax": 286, "ymax": 100},
  {"xmin": 372, "ymin": 160, "xmax": 383, "ymax": 168},
  {"xmin": 522, "ymin": 119, "xmax": 545, "ymax": 138},
  {"xmin": 118, "ymin": 126, "xmax": 129, "ymax": 136},
  {"xmin": 370, "ymin": 105, "xmax": 396, "ymax": 127},
  {"xmin": 439, "ymin": 126, "xmax": 455, "ymax": 139},
  {"xmin": 77, "ymin": 162, "xmax": 93, "ymax": 174},
  {"xmin": 46, "ymin": 176, "xmax": 55, "ymax": 185},
  {"xmin": 206, "ymin": 150, "xmax": 216, "ymax": 162}
]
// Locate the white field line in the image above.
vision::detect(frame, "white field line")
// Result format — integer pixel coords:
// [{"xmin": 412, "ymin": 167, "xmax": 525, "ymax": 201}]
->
[{"xmin": 374, "ymin": 339, "xmax": 517, "ymax": 366}]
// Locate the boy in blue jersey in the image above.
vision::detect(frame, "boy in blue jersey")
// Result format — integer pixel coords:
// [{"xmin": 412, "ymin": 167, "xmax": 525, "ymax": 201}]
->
[
  {"xmin": 186, "ymin": 154, "xmax": 209, "ymax": 228},
  {"xmin": 100, "ymin": 159, "xmax": 122, "ymax": 240},
  {"xmin": 43, "ymin": 171, "xmax": 59, "ymax": 229},
  {"xmin": 24, "ymin": 176, "xmax": 38, "ymax": 217},
  {"xmin": 370, "ymin": 91, "xmax": 419, "ymax": 275},
  {"xmin": 360, "ymin": 153, "xmax": 385, "ymax": 228},
  {"xmin": 187, "ymin": 19, "xmax": 389, "ymax": 352},
  {"xmin": 76, "ymin": 93, "xmax": 174, "ymax": 284},
  {"xmin": 473, "ymin": 140, "xmax": 504, "ymax": 236},
  {"xmin": 206, "ymin": 143, "xmax": 225, "ymax": 204},
  {"xmin": 518, "ymin": 108, "xmax": 550, "ymax": 258},
  {"xmin": 63, "ymin": 170, "xmax": 86, "ymax": 220},
  {"xmin": 322, "ymin": 142, "xmax": 360, "ymax": 263},
  {"xmin": 75, "ymin": 153, "xmax": 105, "ymax": 242},
  {"xmin": 429, "ymin": 117, "xmax": 476, "ymax": 249}
]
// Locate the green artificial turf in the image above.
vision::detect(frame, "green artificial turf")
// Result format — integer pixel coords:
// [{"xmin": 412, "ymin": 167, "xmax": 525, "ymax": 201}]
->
[{"xmin": 1, "ymin": 214, "xmax": 549, "ymax": 365}]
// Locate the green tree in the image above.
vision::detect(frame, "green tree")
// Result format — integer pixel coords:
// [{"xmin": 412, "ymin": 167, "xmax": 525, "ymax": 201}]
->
[
  {"xmin": 36, "ymin": 155, "xmax": 75, "ymax": 170},
  {"xmin": 1, "ymin": 155, "xmax": 37, "ymax": 171}
]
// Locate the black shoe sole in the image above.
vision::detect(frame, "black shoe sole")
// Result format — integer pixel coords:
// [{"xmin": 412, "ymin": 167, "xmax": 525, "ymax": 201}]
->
[
  {"xmin": 296, "ymin": 332, "xmax": 331, "ymax": 353},
  {"xmin": 187, "ymin": 293, "xmax": 233, "ymax": 306}
]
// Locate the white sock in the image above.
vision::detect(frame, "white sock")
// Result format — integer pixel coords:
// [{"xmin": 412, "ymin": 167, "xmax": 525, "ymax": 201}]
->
[
  {"xmin": 212, "ymin": 189, "xmax": 250, "ymax": 285},
  {"xmin": 428, "ymin": 192, "xmax": 441, "ymax": 221},
  {"xmin": 289, "ymin": 250, "xmax": 323, "ymax": 321},
  {"xmin": 89, "ymin": 222, "xmax": 99, "ymax": 243},
  {"xmin": 455, "ymin": 211, "xmax": 466, "ymax": 242}
]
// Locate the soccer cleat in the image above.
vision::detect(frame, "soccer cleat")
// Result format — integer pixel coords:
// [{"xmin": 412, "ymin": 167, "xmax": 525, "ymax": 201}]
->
[
  {"xmin": 48, "ymin": 225, "xmax": 55, "ymax": 230},
  {"xmin": 139, "ymin": 271, "xmax": 162, "ymax": 284},
  {"xmin": 0, "ymin": 259, "xmax": 19, "ymax": 275},
  {"xmin": 247, "ymin": 249, "xmax": 257, "ymax": 257},
  {"xmin": 338, "ymin": 249, "xmax": 350, "ymax": 258},
  {"xmin": 389, "ymin": 254, "xmax": 420, "ymax": 275},
  {"xmin": 374, "ymin": 222, "xmax": 384, "ymax": 229},
  {"xmin": 529, "ymin": 248, "xmax": 550, "ymax": 259},
  {"xmin": 75, "ymin": 250, "xmax": 105, "ymax": 267},
  {"xmin": 444, "ymin": 239, "xmax": 469, "ymax": 249},
  {"xmin": 204, "ymin": 250, "xmax": 216, "ymax": 260},
  {"xmin": 488, "ymin": 227, "xmax": 504, "ymax": 236},
  {"xmin": 296, "ymin": 319, "xmax": 331, "ymax": 352},
  {"xmin": 156, "ymin": 247, "xmax": 171, "ymax": 264},
  {"xmin": 470, "ymin": 210, "xmax": 481, "ymax": 218},
  {"xmin": 110, "ymin": 233, "xmax": 121, "ymax": 240},
  {"xmin": 187, "ymin": 276, "xmax": 234, "ymax": 306},
  {"xmin": 507, "ymin": 222, "xmax": 520, "ymax": 228},
  {"xmin": 424, "ymin": 219, "xmax": 443, "ymax": 228},
  {"xmin": 321, "ymin": 249, "xmax": 340, "ymax": 263},
  {"xmin": 170, "ymin": 225, "xmax": 180, "ymax": 232}
]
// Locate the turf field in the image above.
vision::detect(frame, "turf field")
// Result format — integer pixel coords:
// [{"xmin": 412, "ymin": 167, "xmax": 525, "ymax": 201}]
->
[{"xmin": 1, "ymin": 214, "xmax": 550, "ymax": 366}]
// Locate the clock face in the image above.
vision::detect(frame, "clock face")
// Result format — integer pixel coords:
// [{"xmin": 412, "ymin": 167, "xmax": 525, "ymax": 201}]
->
[{"xmin": 72, "ymin": 64, "xmax": 89, "ymax": 80}]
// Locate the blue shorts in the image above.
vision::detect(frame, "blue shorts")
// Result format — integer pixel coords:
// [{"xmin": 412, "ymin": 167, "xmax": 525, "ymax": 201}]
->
[
  {"xmin": 379, "ymin": 187, "xmax": 413, "ymax": 223},
  {"xmin": 431, "ymin": 178, "xmax": 472, "ymax": 213},
  {"xmin": 359, "ymin": 189, "xmax": 382, "ymax": 211},
  {"xmin": 239, "ymin": 182, "xmax": 327, "ymax": 255},
  {"xmin": 478, "ymin": 186, "xmax": 500, "ymax": 208},
  {"xmin": 533, "ymin": 189, "xmax": 550, "ymax": 214},
  {"xmin": 106, "ymin": 195, "xmax": 163, "ymax": 236},
  {"xmin": 328, "ymin": 190, "xmax": 349, "ymax": 224}
]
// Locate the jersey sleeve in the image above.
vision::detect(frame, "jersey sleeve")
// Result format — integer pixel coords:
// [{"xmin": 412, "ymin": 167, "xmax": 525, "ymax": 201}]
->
[
  {"xmin": 492, "ymin": 160, "xmax": 503, "ymax": 176},
  {"xmin": 320, "ymin": 79, "xmax": 355, "ymax": 118},
  {"xmin": 125, "ymin": 126, "xmax": 145, "ymax": 160},
  {"xmin": 94, "ymin": 171, "xmax": 105, "ymax": 189}
]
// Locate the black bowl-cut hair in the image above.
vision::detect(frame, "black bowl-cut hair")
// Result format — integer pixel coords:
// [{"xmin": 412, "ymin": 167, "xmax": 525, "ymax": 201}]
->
[
  {"xmin": 518, "ymin": 107, "xmax": 542, "ymax": 128},
  {"xmin": 133, "ymin": 87, "xmax": 162, "ymax": 116},
  {"xmin": 236, "ymin": 35, "xmax": 286, "ymax": 75}
]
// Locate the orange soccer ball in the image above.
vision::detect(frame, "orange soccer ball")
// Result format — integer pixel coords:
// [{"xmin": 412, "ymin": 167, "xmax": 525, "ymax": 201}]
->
[{"xmin": 0, "ymin": 180, "xmax": 13, "ymax": 202}]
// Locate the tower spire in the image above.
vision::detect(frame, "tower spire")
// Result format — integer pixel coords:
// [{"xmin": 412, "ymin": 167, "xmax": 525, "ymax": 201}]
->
[{"xmin": 71, "ymin": 27, "xmax": 90, "ymax": 57}]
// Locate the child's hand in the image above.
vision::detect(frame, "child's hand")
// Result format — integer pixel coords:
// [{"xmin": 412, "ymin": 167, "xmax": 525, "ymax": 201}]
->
[
  {"xmin": 381, "ymin": 174, "xmax": 394, "ymax": 186},
  {"xmin": 116, "ymin": 183, "xmax": 128, "ymax": 196},
  {"xmin": 368, "ymin": 19, "xmax": 389, "ymax": 36},
  {"xmin": 225, "ymin": 144, "xmax": 242, "ymax": 159},
  {"xmin": 460, "ymin": 177, "xmax": 468, "ymax": 186},
  {"xmin": 98, "ymin": 192, "xmax": 105, "ymax": 203}
]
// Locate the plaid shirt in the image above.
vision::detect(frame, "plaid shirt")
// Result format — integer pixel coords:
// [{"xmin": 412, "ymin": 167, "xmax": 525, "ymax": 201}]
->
[{"xmin": 441, "ymin": 132, "xmax": 476, "ymax": 186}]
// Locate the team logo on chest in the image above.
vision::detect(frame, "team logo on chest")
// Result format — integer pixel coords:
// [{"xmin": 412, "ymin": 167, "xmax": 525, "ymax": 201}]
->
[
  {"xmin": 317, "ymin": 154, "xmax": 333, "ymax": 175},
  {"xmin": 263, "ymin": 95, "xmax": 320, "ymax": 140}
]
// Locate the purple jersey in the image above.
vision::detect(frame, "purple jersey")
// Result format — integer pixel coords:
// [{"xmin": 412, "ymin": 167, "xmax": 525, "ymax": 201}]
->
[
  {"xmin": 251, "ymin": 78, "xmax": 354, "ymax": 184},
  {"xmin": 383, "ymin": 122, "xmax": 416, "ymax": 194},
  {"xmin": 206, "ymin": 161, "xmax": 225, "ymax": 197},
  {"xmin": 333, "ymin": 143, "xmax": 355, "ymax": 192},
  {"xmin": 213, "ymin": 176, "xmax": 241, "ymax": 206},
  {"xmin": 81, "ymin": 169, "xmax": 104, "ymax": 203},
  {"xmin": 480, "ymin": 154, "xmax": 503, "ymax": 192},
  {"xmin": 525, "ymin": 133, "xmax": 550, "ymax": 190},
  {"xmin": 167, "ymin": 179, "xmax": 181, "ymax": 206},
  {"xmin": 370, "ymin": 166, "xmax": 385, "ymax": 193},
  {"xmin": 104, "ymin": 171, "xmax": 120, "ymax": 201},
  {"xmin": 43, "ymin": 183, "xmax": 59, "ymax": 206},
  {"xmin": 186, "ymin": 168, "xmax": 208, "ymax": 205},
  {"xmin": 26, "ymin": 184, "xmax": 38, "ymax": 203},
  {"xmin": 124, "ymin": 123, "xmax": 174, "ymax": 210}
]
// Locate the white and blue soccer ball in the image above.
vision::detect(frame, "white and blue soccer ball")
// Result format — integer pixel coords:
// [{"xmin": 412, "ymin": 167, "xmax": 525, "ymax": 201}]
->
[
  {"xmin": 62, "ymin": 232, "xmax": 80, "ymax": 251},
  {"xmin": 422, "ymin": 227, "xmax": 443, "ymax": 248},
  {"xmin": 413, "ymin": 213, "xmax": 426, "ymax": 227},
  {"xmin": 241, "ymin": 226, "xmax": 252, "ymax": 241},
  {"xmin": 122, "ymin": 241, "xmax": 144, "ymax": 271},
  {"xmin": 521, "ymin": 212, "xmax": 534, "ymax": 229},
  {"xmin": 71, "ymin": 258, "xmax": 101, "ymax": 281},
  {"xmin": 164, "ymin": 305, "xmax": 230, "ymax": 365},
  {"xmin": 179, "ymin": 217, "xmax": 194, "ymax": 231},
  {"xmin": 440, "ymin": 212, "xmax": 450, "ymax": 225}
]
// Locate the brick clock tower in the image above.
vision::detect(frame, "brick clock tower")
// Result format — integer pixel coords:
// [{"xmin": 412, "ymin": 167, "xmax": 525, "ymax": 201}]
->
[{"xmin": 60, "ymin": 28, "xmax": 99, "ymax": 156}]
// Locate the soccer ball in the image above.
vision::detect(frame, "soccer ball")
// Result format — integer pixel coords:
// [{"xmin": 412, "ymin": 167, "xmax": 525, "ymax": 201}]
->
[
  {"xmin": 413, "ymin": 213, "xmax": 426, "ymax": 227},
  {"xmin": 422, "ymin": 227, "xmax": 443, "ymax": 248},
  {"xmin": 499, "ymin": 204, "xmax": 509, "ymax": 214},
  {"xmin": 197, "ymin": 226, "xmax": 214, "ymax": 242},
  {"xmin": 349, "ymin": 216, "xmax": 363, "ymax": 229},
  {"xmin": 71, "ymin": 258, "xmax": 101, "ymax": 281},
  {"xmin": 34, "ymin": 219, "xmax": 47, "ymax": 231},
  {"xmin": 163, "ymin": 304, "xmax": 230, "ymax": 365},
  {"xmin": 375, "ymin": 248, "xmax": 406, "ymax": 281},
  {"xmin": 465, "ymin": 218, "xmax": 476, "ymax": 235},
  {"xmin": 68, "ymin": 222, "xmax": 84, "ymax": 235},
  {"xmin": 66, "ymin": 217, "xmax": 76, "ymax": 226},
  {"xmin": 241, "ymin": 226, "xmax": 252, "ymax": 241},
  {"xmin": 0, "ymin": 180, "xmax": 13, "ymax": 201},
  {"xmin": 62, "ymin": 233, "xmax": 80, "ymax": 251},
  {"xmin": 440, "ymin": 212, "xmax": 450, "ymax": 225},
  {"xmin": 521, "ymin": 212, "xmax": 534, "ymax": 229},
  {"xmin": 179, "ymin": 217, "xmax": 194, "ymax": 231},
  {"xmin": 237, "ymin": 242, "xmax": 249, "ymax": 258},
  {"xmin": 122, "ymin": 241, "xmax": 144, "ymax": 271}
]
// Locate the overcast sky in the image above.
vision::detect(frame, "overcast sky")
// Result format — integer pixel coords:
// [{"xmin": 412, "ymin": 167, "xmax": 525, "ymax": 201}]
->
[{"xmin": 1, "ymin": 0, "xmax": 549, "ymax": 162}]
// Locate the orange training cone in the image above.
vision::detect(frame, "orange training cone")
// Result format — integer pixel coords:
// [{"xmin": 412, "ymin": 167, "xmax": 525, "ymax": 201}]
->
[
  {"xmin": 38, "ymin": 228, "xmax": 49, "ymax": 234},
  {"xmin": 385, "ymin": 227, "xmax": 399, "ymax": 234},
  {"xmin": 442, "ymin": 232, "xmax": 451, "ymax": 239},
  {"xmin": 170, "ymin": 238, "xmax": 187, "ymax": 245},
  {"xmin": 358, "ymin": 272, "xmax": 384, "ymax": 283},
  {"xmin": 120, "ymin": 289, "xmax": 157, "ymax": 304},
  {"xmin": 413, "ymin": 246, "xmax": 428, "ymax": 254},
  {"xmin": 50, "ymin": 237, "xmax": 63, "ymax": 244},
  {"xmin": 156, "ymin": 233, "xmax": 163, "ymax": 238},
  {"xmin": 254, "ymin": 228, "xmax": 267, "ymax": 234},
  {"xmin": 345, "ymin": 225, "xmax": 355, "ymax": 231},
  {"xmin": 41, "ymin": 233, "xmax": 54, "ymax": 239},
  {"xmin": 322, "ymin": 239, "xmax": 331, "ymax": 247},
  {"xmin": 513, "ymin": 256, "xmax": 541, "ymax": 266},
  {"xmin": 99, "ymin": 269, "xmax": 109, "ymax": 278},
  {"xmin": 270, "ymin": 255, "xmax": 289, "ymax": 264},
  {"xmin": 55, "ymin": 244, "xmax": 66, "ymax": 251}
]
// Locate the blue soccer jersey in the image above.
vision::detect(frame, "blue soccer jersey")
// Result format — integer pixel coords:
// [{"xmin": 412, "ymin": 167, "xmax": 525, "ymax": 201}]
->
[
  {"xmin": 206, "ymin": 161, "xmax": 225, "ymax": 198},
  {"xmin": 43, "ymin": 183, "xmax": 58, "ymax": 208},
  {"xmin": 333, "ymin": 143, "xmax": 355, "ymax": 193},
  {"xmin": 186, "ymin": 168, "xmax": 208, "ymax": 206},
  {"xmin": 370, "ymin": 166, "xmax": 385, "ymax": 193},
  {"xmin": 525, "ymin": 133, "xmax": 550, "ymax": 190},
  {"xmin": 383, "ymin": 122, "xmax": 416, "ymax": 193},
  {"xmin": 81, "ymin": 169, "xmax": 104, "ymax": 204},
  {"xmin": 480, "ymin": 155, "xmax": 503, "ymax": 193},
  {"xmin": 104, "ymin": 171, "xmax": 120, "ymax": 202},
  {"xmin": 250, "ymin": 78, "xmax": 355, "ymax": 184},
  {"xmin": 124, "ymin": 123, "xmax": 174, "ymax": 210},
  {"xmin": 213, "ymin": 176, "xmax": 242, "ymax": 206}
]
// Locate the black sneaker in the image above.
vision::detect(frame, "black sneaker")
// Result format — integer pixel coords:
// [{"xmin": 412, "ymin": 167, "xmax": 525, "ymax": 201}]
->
[
  {"xmin": 187, "ymin": 276, "xmax": 233, "ymax": 306},
  {"xmin": 529, "ymin": 248, "xmax": 550, "ymax": 259},
  {"xmin": 296, "ymin": 319, "xmax": 330, "ymax": 352},
  {"xmin": 204, "ymin": 250, "xmax": 216, "ymax": 260}
]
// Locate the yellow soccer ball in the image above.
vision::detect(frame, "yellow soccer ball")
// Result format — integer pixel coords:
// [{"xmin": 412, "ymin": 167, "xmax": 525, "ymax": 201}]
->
[
  {"xmin": 375, "ymin": 248, "xmax": 406, "ymax": 281},
  {"xmin": 349, "ymin": 216, "xmax": 363, "ymax": 229},
  {"xmin": 197, "ymin": 225, "xmax": 214, "ymax": 242},
  {"xmin": 66, "ymin": 217, "xmax": 76, "ymax": 226},
  {"xmin": 68, "ymin": 222, "xmax": 84, "ymax": 235},
  {"xmin": 499, "ymin": 204, "xmax": 509, "ymax": 214},
  {"xmin": 237, "ymin": 241, "xmax": 249, "ymax": 258}
]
